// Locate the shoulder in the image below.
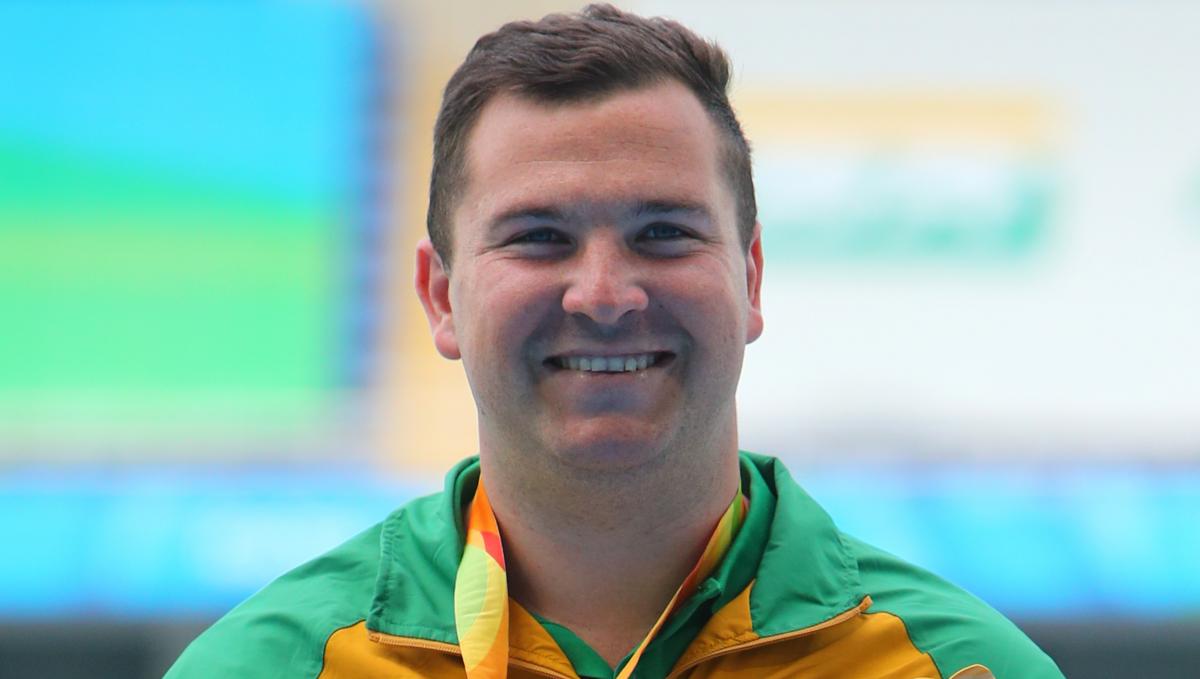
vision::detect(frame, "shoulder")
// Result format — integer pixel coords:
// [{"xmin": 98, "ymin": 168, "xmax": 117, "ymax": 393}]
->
[
  {"xmin": 843, "ymin": 533, "xmax": 1064, "ymax": 679},
  {"xmin": 165, "ymin": 521, "xmax": 387, "ymax": 679}
]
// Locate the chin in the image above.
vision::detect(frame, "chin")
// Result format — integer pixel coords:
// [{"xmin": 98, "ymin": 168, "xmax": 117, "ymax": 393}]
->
[{"xmin": 546, "ymin": 422, "xmax": 675, "ymax": 473}]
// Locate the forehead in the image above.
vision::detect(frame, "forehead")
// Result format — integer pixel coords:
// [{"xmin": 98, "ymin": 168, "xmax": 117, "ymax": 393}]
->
[{"xmin": 457, "ymin": 81, "xmax": 730, "ymax": 229}]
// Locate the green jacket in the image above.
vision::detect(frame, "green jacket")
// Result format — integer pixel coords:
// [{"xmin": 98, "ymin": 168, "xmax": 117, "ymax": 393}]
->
[{"xmin": 167, "ymin": 453, "xmax": 1063, "ymax": 678}]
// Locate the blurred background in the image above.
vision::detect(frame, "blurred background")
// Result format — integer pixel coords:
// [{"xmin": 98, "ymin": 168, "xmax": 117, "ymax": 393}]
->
[{"xmin": 1, "ymin": 1, "xmax": 1197, "ymax": 676}]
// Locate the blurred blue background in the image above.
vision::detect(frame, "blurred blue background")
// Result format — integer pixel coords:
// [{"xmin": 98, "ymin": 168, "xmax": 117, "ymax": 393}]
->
[
  {"xmin": 1, "ymin": 1, "xmax": 1198, "ymax": 677},
  {"xmin": 3, "ymin": 463, "xmax": 1198, "ymax": 620}
]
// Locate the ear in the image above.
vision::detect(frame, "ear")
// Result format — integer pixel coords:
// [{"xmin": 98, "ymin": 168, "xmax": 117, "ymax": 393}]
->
[
  {"xmin": 414, "ymin": 238, "xmax": 461, "ymax": 360},
  {"xmin": 744, "ymin": 222, "xmax": 764, "ymax": 344}
]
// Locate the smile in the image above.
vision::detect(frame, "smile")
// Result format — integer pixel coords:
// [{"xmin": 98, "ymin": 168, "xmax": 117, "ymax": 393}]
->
[{"xmin": 550, "ymin": 352, "xmax": 669, "ymax": 373}]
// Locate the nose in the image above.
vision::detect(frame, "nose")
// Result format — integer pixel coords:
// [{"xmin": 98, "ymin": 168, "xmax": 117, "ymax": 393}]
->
[{"xmin": 561, "ymin": 237, "xmax": 649, "ymax": 325}]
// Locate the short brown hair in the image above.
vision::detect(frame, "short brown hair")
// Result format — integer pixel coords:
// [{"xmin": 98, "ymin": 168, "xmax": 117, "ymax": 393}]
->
[{"xmin": 427, "ymin": 3, "xmax": 756, "ymax": 266}]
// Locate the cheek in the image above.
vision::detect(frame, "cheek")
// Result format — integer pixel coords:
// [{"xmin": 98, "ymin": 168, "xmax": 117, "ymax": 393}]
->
[
  {"xmin": 670, "ymin": 264, "xmax": 747, "ymax": 338},
  {"xmin": 455, "ymin": 267, "xmax": 559, "ymax": 358}
]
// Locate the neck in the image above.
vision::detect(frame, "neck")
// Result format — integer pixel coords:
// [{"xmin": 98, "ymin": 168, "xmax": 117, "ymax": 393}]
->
[{"xmin": 479, "ymin": 438, "xmax": 740, "ymax": 666}]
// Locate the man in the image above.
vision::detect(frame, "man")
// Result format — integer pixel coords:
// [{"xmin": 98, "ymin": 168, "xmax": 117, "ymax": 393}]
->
[{"xmin": 168, "ymin": 5, "xmax": 1063, "ymax": 678}]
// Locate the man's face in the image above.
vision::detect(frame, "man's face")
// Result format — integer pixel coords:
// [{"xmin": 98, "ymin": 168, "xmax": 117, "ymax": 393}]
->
[{"xmin": 416, "ymin": 80, "xmax": 763, "ymax": 472}]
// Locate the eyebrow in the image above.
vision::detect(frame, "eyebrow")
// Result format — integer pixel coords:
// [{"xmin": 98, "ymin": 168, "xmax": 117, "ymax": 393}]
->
[
  {"xmin": 489, "ymin": 206, "xmax": 567, "ymax": 229},
  {"xmin": 487, "ymin": 199, "xmax": 715, "ymax": 232},
  {"xmin": 633, "ymin": 200, "xmax": 715, "ymax": 223}
]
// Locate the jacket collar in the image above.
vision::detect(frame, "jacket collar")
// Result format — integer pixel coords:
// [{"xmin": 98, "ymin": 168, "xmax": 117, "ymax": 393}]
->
[
  {"xmin": 367, "ymin": 453, "xmax": 865, "ymax": 651},
  {"xmin": 739, "ymin": 452, "xmax": 866, "ymax": 637}
]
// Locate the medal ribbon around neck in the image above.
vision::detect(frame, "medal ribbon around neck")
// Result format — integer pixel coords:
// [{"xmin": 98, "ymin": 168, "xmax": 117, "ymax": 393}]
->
[
  {"xmin": 454, "ymin": 479, "xmax": 748, "ymax": 679},
  {"xmin": 454, "ymin": 481, "xmax": 510, "ymax": 679}
]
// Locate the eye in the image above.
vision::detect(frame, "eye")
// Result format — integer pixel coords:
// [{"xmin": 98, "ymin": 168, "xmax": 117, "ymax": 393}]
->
[
  {"xmin": 510, "ymin": 228, "xmax": 569, "ymax": 245},
  {"xmin": 640, "ymin": 223, "xmax": 687, "ymax": 240}
]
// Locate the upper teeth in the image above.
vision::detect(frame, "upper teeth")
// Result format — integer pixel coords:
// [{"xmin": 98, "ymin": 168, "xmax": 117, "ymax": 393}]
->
[{"xmin": 560, "ymin": 354, "xmax": 657, "ymax": 372}]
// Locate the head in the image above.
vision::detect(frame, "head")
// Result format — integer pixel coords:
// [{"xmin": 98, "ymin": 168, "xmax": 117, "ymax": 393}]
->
[
  {"xmin": 426, "ymin": 3, "xmax": 756, "ymax": 269},
  {"xmin": 415, "ymin": 5, "xmax": 763, "ymax": 493}
]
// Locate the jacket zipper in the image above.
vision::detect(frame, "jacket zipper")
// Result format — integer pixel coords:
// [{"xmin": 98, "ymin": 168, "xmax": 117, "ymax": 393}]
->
[
  {"xmin": 664, "ymin": 596, "xmax": 873, "ymax": 679},
  {"xmin": 367, "ymin": 632, "xmax": 460, "ymax": 654},
  {"xmin": 367, "ymin": 631, "xmax": 576, "ymax": 679}
]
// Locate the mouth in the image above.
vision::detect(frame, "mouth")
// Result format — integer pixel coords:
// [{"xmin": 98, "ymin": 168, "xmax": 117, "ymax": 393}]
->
[{"xmin": 545, "ymin": 351, "xmax": 674, "ymax": 374}]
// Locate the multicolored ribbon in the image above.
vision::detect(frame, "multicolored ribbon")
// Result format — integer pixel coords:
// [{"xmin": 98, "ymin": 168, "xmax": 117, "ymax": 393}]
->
[
  {"xmin": 454, "ymin": 479, "xmax": 747, "ymax": 679},
  {"xmin": 454, "ymin": 481, "xmax": 510, "ymax": 678}
]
